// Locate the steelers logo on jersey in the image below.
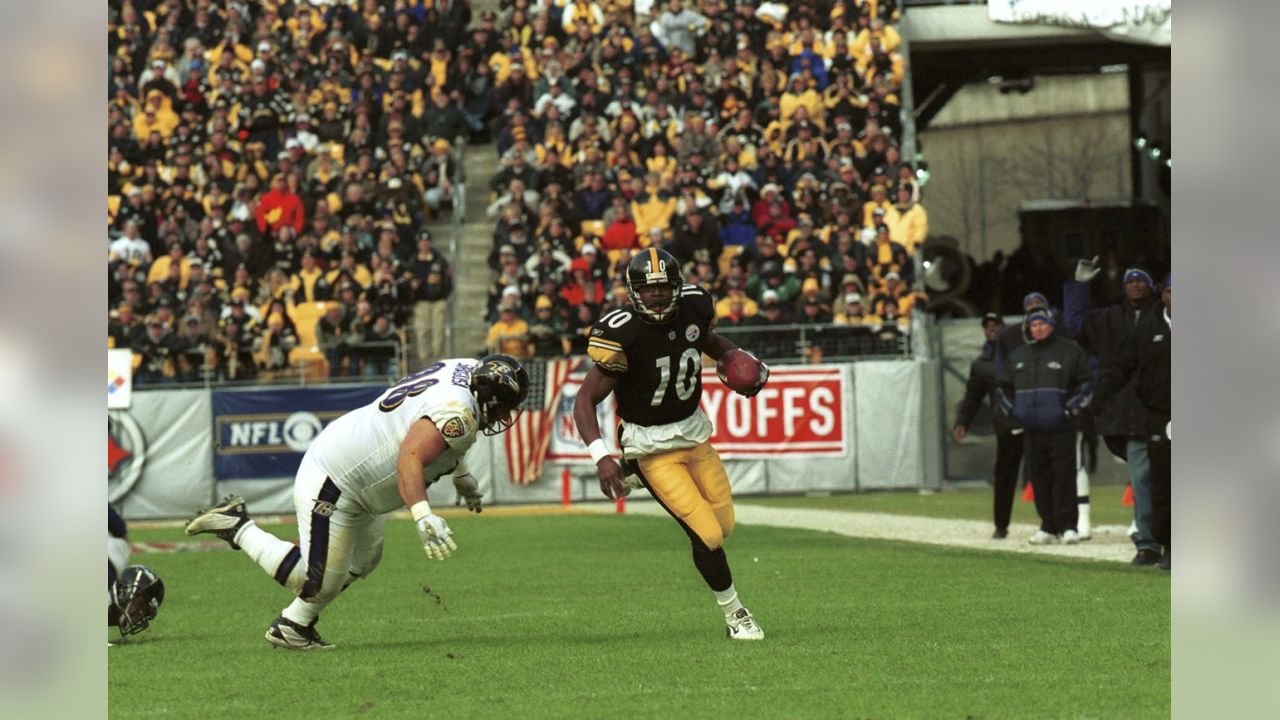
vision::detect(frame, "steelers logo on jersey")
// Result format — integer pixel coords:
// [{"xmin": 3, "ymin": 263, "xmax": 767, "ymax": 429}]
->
[
  {"xmin": 441, "ymin": 417, "xmax": 467, "ymax": 439},
  {"xmin": 685, "ymin": 324, "xmax": 701, "ymax": 342}
]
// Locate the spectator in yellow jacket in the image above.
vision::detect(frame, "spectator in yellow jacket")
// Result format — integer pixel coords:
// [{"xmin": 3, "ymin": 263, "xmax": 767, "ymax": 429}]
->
[
  {"xmin": 862, "ymin": 184, "xmax": 893, "ymax": 228},
  {"xmin": 486, "ymin": 304, "xmax": 531, "ymax": 360},
  {"xmin": 146, "ymin": 242, "xmax": 193, "ymax": 289},
  {"xmin": 885, "ymin": 185, "xmax": 929, "ymax": 253},
  {"xmin": 629, "ymin": 178, "xmax": 677, "ymax": 238},
  {"xmin": 779, "ymin": 75, "xmax": 824, "ymax": 132},
  {"xmin": 133, "ymin": 94, "xmax": 179, "ymax": 141}
]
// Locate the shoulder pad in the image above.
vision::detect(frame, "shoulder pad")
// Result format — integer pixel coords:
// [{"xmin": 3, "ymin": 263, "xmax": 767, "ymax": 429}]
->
[
  {"xmin": 427, "ymin": 399, "xmax": 479, "ymax": 448},
  {"xmin": 588, "ymin": 308, "xmax": 638, "ymax": 375}
]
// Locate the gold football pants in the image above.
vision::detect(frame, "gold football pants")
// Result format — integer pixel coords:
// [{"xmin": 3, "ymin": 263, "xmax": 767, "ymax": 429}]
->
[{"xmin": 637, "ymin": 442, "xmax": 734, "ymax": 550}]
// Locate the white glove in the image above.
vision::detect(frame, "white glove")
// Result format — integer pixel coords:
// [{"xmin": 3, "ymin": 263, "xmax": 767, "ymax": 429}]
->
[
  {"xmin": 415, "ymin": 514, "xmax": 457, "ymax": 560},
  {"xmin": 738, "ymin": 351, "xmax": 770, "ymax": 398},
  {"xmin": 1166, "ymin": 421, "xmax": 1171, "ymax": 441},
  {"xmin": 1075, "ymin": 255, "xmax": 1101, "ymax": 283},
  {"xmin": 453, "ymin": 472, "xmax": 483, "ymax": 514},
  {"xmin": 622, "ymin": 470, "xmax": 644, "ymax": 491}
]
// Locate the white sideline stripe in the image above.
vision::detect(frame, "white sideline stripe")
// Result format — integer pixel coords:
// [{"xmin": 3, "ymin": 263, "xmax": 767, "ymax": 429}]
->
[{"xmin": 618, "ymin": 501, "xmax": 1137, "ymax": 563}]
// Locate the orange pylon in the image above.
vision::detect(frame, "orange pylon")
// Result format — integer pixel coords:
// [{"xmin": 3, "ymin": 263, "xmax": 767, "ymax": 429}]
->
[
  {"xmin": 1022, "ymin": 481, "xmax": 1035, "ymax": 502},
  {"xmin": 1122, "ymin": 483, "xmax": 1134, "ymax": 507}
]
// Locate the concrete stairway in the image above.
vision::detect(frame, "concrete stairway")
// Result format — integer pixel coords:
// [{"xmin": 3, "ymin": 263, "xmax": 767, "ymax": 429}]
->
[
  {"xmin": 430, "ymin": 1, "xmax": 507, "ymax": 359},
  {"xmin": 445, "ymin": 146, "xmax": 499, "ymax": 358}
]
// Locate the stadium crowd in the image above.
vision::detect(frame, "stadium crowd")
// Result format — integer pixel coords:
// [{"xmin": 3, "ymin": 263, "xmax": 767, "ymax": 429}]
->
[
  {"xmin": 108, "ymin": 0, "xmax": 472, "ymax": 383},
  {"xmin": 106, "ymin": 0, "xmax": 927, "ymax": 384},
  {"xmin": 479, "ymin": 0, "xmax": 928, "ymax": 361}
]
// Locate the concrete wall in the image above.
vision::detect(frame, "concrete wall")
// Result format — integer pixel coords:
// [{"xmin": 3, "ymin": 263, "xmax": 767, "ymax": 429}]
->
[{"xmin": 919, "ymin": 74, "xmax": 1131, "ymax": 261}]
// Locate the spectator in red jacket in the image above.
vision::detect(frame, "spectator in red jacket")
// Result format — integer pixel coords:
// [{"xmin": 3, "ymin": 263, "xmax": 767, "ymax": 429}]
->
[
  {"xmin": 558, "ymin": 258, "xmax": 605, "ymax": 307},
  {"xmin": 255, "ymin": 174, "xmax": 305, "ymax": 236},
  {"xmin": 601, "ymin": 199, "xmax": 639, "ymax": 250},
  {"xmin": 751, "ymin": 184, "xmax": 792, "ymax": 229}
]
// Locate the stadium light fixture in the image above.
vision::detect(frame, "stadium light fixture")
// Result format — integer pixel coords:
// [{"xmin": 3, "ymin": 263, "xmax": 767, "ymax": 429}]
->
[{"xmin": 1133, "ymin": 136, "xmax": 1149, "ymax": 150}]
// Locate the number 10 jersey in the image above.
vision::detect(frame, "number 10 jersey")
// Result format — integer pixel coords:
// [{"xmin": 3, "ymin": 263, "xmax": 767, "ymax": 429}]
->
[{"xmin": 587, "ymin": 285, "xmax": 716, "ymax": 427}]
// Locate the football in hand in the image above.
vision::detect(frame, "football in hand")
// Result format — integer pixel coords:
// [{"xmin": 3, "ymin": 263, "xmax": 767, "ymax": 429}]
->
[{"xmin": 717, "ymin": 349, "xmax": 763, "ymax": 393}]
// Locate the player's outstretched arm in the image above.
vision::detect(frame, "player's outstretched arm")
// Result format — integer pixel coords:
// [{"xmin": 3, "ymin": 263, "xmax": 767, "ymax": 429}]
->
[
  {"xmin": 573, "ymin": 366, "xmax": 628, "ymax": 501},
  {"xmin": 397, "ymin": 419, "xmax": 457, "ymax": 560},
  {"xmin": 701, "ymin": 331, "xmax": 739, "ymax": 362}
]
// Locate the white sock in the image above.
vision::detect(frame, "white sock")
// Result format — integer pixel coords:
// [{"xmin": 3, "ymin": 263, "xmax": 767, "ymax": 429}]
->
[
  {"xmin": 282, "ymin": 597, "xmax": 321, "ymax": 626},
  {"xmin": 715, "ymin": 584, "xmax": 744, "ymax": 617},
  {"xmin": 236, "ymin": 522, "xmax": 304, "ymax": 593}
]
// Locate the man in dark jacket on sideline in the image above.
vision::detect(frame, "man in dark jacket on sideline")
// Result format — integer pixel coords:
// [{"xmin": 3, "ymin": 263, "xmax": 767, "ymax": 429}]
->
[
  {"xmin": 1097, "ymin": 274, "xmax": 1171, "ymax": 570},
  {"xmin": 1064, "ymin": 259, "xmax": 1164, "ymax": 565},
  {"xmin": 990, "ymin": 291, "xmax": 1069, "ymax": 525},
  {"xmin": 998, "ymin": 308, "xmax": 1093, "ymax": 545},
  {"xmin": 954, "ymin": 313, "xmax": 1023, "ymax": 539}
]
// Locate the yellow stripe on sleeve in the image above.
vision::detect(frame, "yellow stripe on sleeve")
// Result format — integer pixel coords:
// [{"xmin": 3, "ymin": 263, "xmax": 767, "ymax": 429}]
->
[{"xmin": 587, "ymin": 344, "xmax": 629, "ymax": 373}]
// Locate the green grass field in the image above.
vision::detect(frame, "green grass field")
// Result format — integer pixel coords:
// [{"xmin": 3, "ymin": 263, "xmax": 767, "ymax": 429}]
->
[
  {"xmin": 742, "ymin": 485, "xmax": 1135, "ymax": 527},
  {"xmin": 111, "ymin": 512, "xmax": 1168, "ymax": 719}
]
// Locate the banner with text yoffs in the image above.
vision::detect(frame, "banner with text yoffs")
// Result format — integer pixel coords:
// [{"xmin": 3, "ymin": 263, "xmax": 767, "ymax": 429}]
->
[
  {"xmin": 211, "ymin": 385, "xmax": 385, "ymax": 479},
  {"xmin": 546, "ymin": 364, "xmax": 847, "ymax": 463}
]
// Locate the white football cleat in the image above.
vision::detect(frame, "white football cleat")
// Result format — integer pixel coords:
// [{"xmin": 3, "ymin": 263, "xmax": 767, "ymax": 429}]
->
[
  {"xmin": 726, "ymin": 607, "xmax": 764, "ymax": 641},
  {"xmin": 1061, "ymin": 529, "xmax": 1080, "ymax": 545},
  {"xmin": 266, "ymin": 616, "xmax": 335, "ymax": 650},
  {"xmin": 185, "ymin": 495, "xmax": 251, "ymax": 548},
  {"xmin": 1028, "ymin": 530, "xmax": 1060, "ymax": 545}
]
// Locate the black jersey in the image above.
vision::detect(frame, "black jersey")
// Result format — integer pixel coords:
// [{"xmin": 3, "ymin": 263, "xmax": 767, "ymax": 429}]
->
[{"xmin": 587, "ymin": 284, "xmax": 717, "ymax": 426}]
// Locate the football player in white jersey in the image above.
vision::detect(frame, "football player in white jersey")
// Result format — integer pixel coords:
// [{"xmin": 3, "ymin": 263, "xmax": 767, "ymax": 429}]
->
[{"xmin": 185, "ymin": 355, "xmax": 529, "ymax": 650}]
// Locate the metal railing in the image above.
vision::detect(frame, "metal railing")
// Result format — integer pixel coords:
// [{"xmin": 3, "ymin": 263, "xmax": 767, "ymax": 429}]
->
[
  {"xmin": 483, "ymin": 321, "xmax": 911, "ymax": 365},
  {"xmin": 445, "ymin": 137, "xmax": 467, "ymax": 360},
  {"xmin": 134, "ymin": 340, "xmax": 407, "ymax": 390}
]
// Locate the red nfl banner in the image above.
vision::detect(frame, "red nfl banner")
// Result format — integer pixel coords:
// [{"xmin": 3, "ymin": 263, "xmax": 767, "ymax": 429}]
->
[{"xmin": 699, "ymin": 366, "xmax": 847, "ymax": 457}]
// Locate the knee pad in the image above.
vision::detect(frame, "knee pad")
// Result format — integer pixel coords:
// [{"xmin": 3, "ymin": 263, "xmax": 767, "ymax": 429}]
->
[
  {"xmin": 350, "ymin": 541, "xmax": 383, "ymax": 579},
  {"xmin": 718, "ymin": 515, "xmax": 735, "ymax": 541},
  {"xmin": 712, "ymin": 501, "xmax": 735, "ymax": 540}
]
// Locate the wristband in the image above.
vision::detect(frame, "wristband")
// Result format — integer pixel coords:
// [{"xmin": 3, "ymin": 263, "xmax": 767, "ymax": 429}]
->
[
  {"xmin": 588, "ymin": 439, "xmax": 611, "ymax": 464},
  {"xmin": 410, "ymin": 501, "xmax": 432, "ymax": 522}
]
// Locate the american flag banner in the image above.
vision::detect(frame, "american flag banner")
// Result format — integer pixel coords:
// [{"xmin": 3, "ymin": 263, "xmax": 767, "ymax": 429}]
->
[{"xmin": 505, "ymin": 357, "xmax": 584, "ymax": 484}]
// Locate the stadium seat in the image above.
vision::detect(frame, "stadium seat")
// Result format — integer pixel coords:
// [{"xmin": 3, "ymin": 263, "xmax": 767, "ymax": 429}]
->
[{"xmin": 287, "ymin": 302, "xmax": 330, "ymax": 379}]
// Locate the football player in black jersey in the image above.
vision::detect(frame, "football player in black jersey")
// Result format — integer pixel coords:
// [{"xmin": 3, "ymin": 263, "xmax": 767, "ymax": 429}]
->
[{"xmin": 573, "ymin": 247, "xmax": 770, "ymax": 640}]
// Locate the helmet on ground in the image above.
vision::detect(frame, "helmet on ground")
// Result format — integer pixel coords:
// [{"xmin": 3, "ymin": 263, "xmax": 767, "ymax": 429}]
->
[
  {"xmin": 626, "ymin": 247, "xmax": 682, "ymax": 323},
  {"xmin": 469, "ymin": 354, "xmax": 530, "ymax": 435},
  {"xmin": 111, "ymin": 565, "xmax": 165, "ymax": 636}
]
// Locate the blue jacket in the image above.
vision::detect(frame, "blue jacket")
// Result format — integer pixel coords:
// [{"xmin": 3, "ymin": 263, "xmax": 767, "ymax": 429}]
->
[
  {"xmin": 997, "ymin": 333, "xmax": 1093, "ymax": 431},
  {"xmin": 718, "ymin": 210, "xmax": 757, "ymax": 247}
]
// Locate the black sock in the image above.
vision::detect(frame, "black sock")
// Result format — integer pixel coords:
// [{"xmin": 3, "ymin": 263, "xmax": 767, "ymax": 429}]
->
[{"xmin": 691, "ymin": 545, "xmax": 733, "ymax": 592}]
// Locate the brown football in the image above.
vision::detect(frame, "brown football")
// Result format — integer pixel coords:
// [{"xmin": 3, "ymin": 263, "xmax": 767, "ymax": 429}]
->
[{"xmin": 717, "ymin": 348, "xmax": 762, "ymax": 393}]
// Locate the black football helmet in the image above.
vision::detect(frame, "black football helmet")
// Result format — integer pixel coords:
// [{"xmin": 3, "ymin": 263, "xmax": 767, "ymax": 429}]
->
[
  {"xmin": 111, "ymin": 565, "xmax": 165, "ymax": 636},
  {"xmin": 469, "ymin": 354, "xmax": 530, "ymax": 435},
  {"xmin": 626, "ymin": 247, "xmax": 682, "ymax": 323}
]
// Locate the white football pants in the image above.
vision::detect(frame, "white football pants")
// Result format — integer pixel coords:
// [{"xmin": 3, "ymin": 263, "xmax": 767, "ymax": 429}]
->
[{"xmin": 234, "ymin": 453, "xmax": 384, "ymax": 626}]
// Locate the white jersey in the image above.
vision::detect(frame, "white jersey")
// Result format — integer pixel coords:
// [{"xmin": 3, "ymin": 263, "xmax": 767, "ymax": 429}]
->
[
  {"xmin": 307, "ymin": 358, "xmax": 481, "ymax": 515},
  {"xmin": 110, "ymin": 235, "xmax": 151, "ymax": 263}
]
